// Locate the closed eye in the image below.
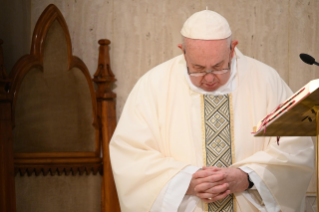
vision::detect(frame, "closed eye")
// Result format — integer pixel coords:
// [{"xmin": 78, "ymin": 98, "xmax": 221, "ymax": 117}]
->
[
  {"xmin": 213, "ymin": 66, "xmax": 225, "ymax": 71},
  {"xmin": 212, "ymin": 61, "xmax": 224, "ymax": 69},
  {"xmin": 193, "ymin": 65, "xmax": 205, "ymax": 71}
]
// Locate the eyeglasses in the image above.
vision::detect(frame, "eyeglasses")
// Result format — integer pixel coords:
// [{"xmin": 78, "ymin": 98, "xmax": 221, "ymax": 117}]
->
[{"xmin": 187, "ymin": 52, "xmax": 232, "ymax": 77}]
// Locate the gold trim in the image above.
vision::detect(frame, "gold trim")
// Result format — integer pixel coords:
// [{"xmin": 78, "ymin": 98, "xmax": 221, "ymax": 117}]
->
[
  {"xmin": 201, "ymin": 94, "xmax": 209, "ymax": 211},
  {"xmin": 229, "ymin": 93, "xmax": 236, "ymax": 164},
  {"xmin": 233, "ymin": 194, "xmax": 237, "ymax": 212},
  {"xmin": 204, "ymin": 202, "xmax": 208, "ymax": 212},
  {"xmin": 230, "ymin": 94, "xmax": 238, "ymax": 211},
  {"xmin": 201, "ymin": 94, "xmax": 206, "ymax": 167},
  {"xmin": 316, "ymin": 111, "xmax": 319, "ymax": 208}
]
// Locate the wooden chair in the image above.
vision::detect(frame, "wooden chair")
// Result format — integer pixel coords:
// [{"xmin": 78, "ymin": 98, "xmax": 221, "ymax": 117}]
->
[{"xmin": 0, "ymin": 4, "xmax": 120, "ymax": 212}]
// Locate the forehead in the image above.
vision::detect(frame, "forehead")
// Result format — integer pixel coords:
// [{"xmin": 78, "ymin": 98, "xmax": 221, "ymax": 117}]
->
[{"xmin": 185, "ymin": 38, "xmax": 229, "ymax": 63}]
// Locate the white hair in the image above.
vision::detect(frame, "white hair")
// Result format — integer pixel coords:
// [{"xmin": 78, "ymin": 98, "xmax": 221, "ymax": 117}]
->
[{"xmin": 182, "ymin": 35, "xmax": 233, "ymax": 53}]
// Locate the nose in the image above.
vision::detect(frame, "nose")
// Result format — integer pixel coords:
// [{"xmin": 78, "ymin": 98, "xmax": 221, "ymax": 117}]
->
[{"xmin": 203, "ymin": 73, "xmax": 215, "ymax": 82}]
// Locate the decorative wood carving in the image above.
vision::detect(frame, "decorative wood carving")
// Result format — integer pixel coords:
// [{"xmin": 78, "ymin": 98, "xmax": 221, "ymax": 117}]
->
[
  {"xmin": 10, "ymin": 4, "xmax": 98, "ymax": 131},
  {"xmin": 1, "ymin": 4, "xmax": 120, "ymax": 212},
  {"xmin": 15, "ymin": 164, "xmax": 102, "ymax": 177},
  {"xmin": 93, "ymin": 39, "xmax": 116, "ymax": 99},
  {"xmin": 93, "ymin": 39, "xmax": 121, "ymax": 212},
  {"xmin": 0, "ymin": 39, "xmax": 17, "ymax": 212},
  {"xmin": 9, "ymin": 4, "xmax": 101, "ymax": 176}
]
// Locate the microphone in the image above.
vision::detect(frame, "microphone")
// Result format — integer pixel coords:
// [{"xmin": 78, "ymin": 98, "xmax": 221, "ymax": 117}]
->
[{"xmin": 300, "ymin": 53, "xmax": 319, "ymax": 66}]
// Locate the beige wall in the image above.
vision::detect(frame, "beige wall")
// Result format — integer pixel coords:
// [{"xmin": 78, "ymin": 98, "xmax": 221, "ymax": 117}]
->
[{"xmin": 4, "ymin": 0, "xmax": 319, "ymax": 211}]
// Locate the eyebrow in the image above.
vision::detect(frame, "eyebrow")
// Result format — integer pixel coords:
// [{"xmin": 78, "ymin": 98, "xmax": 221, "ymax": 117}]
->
[{"xmin": 193, "ymin": 59, "xmax": 225, "ymax": 69}]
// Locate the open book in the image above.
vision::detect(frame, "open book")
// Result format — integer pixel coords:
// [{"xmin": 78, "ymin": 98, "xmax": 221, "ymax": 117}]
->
[{"xmin": 253, "ymin": 79, "xmax": 319, "ymax": 136}]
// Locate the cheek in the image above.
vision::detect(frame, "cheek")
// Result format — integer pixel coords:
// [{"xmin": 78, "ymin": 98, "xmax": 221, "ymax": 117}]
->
[
  {"xmin": 219, "ymin": 73, "xmax": 231, "ymax": 85},
  {"xmin": 190, "ymin": 77, "xmax": 201, "ymax": 86}
]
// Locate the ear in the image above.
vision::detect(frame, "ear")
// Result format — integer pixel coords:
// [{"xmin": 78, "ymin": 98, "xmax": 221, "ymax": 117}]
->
[
  {"xmin": 177, "ymin": 44, "xmax": 185, "ymax": 54},
  {"xmin": 231, "ymin": 40, "xmax": 238, "ymax": 58}
]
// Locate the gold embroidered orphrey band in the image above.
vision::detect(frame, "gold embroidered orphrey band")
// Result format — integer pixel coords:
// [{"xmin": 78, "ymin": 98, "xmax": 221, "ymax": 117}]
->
[{"xmin": 203, "ymin": 94, "xmax": 234, "ymax": 212}]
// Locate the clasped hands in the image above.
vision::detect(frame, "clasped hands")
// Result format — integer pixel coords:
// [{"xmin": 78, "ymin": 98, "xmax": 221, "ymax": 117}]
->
[{"xmin": 186, "ymin": 166, "xmax": 249, "ymax": 203}]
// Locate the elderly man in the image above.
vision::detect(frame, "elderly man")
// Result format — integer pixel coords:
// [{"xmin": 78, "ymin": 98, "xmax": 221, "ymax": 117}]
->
[{"xmin": 110, "ymin": 10, "xmax": 314, "ymax": 212}]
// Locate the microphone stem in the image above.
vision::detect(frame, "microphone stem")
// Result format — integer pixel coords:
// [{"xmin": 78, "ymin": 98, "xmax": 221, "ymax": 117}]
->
[{"xmin": 314, "ymin": 61, "xmax": 319, "ymax": 66}]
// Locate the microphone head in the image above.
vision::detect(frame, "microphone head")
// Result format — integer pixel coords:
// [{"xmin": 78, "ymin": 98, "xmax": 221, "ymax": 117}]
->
[{"xmin": 300, "ymin": 53, "xmax": 315, "ymax": 65}]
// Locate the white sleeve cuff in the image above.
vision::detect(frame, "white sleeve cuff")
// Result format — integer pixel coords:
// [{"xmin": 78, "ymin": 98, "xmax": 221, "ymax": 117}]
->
[
  {"xmin": 239, "ymin": 166, "xmax": 280, "ymax": 212},
  {"xmin": 151, "ymin": 166, "xmax": 200, "ymax": 212}
]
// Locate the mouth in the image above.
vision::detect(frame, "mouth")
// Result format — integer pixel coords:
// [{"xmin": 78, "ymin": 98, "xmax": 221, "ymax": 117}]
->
[
  {"xmin": 204, "ymin": 82, "xmax": 217, "ymax": 88},
  {"xmin": 201, "ymin": 81, "xmax": 220, "ymax": 91}
]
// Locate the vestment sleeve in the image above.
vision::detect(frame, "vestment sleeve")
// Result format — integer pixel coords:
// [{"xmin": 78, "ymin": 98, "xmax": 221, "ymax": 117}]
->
[
  {"xmin": 239, "ymin": 166, "xmax": 280, "ymax": 212},
  {"xmin": 150, "ymin": 166, "xmax": 200, "ymax": 212}
]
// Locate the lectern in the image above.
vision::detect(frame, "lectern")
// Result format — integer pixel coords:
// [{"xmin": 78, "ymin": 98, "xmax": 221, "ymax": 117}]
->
[{"xmin": 254, "ymin": 79, "xmax": 319, "ymax": 208}]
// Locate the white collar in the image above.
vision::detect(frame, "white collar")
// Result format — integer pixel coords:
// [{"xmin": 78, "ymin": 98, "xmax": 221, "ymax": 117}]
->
[{"xmin": 184, "ymin": 56, "xmax": 237, "ymax": 95}]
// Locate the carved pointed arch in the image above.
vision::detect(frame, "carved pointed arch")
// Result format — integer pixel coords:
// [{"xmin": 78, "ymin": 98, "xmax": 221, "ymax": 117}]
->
[
  {"xmin": 9, "ymin": 4, "xmax": 98, "ymax": 129},
  {"xmin": 10, "ymin": 3, "xmax": 101, "ymax": 164},
  {"xmin": 29, "ymin": 4, "xmax": 73, "ymax": 64}
]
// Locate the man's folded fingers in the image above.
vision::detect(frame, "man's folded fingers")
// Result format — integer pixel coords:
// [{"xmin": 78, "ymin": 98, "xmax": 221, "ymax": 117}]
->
[
  {"xmin": 194, "ymin": 173, "xmax": 225, "ymax": 184},
  {"xmin": 193, "ymin": 169, "xmax": 216, "ymax": 179},
  {"xmin": 202, "ymin": 166, "xmax": 221, "ymax": 172},
  {"xmin": 207, "ymin": 173, "xmax": 225, "ymax": 182},
  {"xmin": 194, "ymin": 183, "xmax": 214, "ymax": 192},
  {"xmin": 201, "ymin": 190, "xmax": 231, "ymax": 203},
  {"xmin": 205, "ymin": 183, "xmax": 229, "ymax": 194},
  {"xmin": 196, "ymin": 192, "xmax": 216, "ymax": 199}
]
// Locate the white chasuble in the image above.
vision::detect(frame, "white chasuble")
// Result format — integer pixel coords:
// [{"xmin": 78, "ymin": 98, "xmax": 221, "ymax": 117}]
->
[{"xmin": 110, "ymin": 48, "xmax": 314, "ymax": 212}]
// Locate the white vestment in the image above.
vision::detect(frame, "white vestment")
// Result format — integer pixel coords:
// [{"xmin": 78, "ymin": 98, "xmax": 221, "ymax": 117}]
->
[{"xmin": 110, "ymin": 48, "xmax": 314, "ymax": 212}]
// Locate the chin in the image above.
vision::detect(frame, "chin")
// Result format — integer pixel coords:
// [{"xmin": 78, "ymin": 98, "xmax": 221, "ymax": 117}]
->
[
  {"xmin": 203, "ymin": 88, "xmax": 218, "ymax": 92},
  {"xmin": 202, "ymin": 85, "xmax": 219, "ymax": 92}
]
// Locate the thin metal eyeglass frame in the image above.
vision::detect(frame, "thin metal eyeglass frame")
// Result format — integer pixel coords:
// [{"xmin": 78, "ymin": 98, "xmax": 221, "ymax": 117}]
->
[{"xmin": 187, "ymin": 51, "xmax": 232, "ymax": 77}]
